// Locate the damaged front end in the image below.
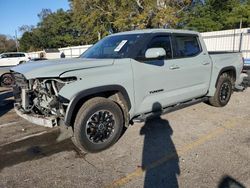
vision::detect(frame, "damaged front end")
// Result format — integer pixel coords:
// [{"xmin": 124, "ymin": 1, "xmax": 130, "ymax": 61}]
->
[{"xmin": 12, "ymin": 72, "xmax": 75, "ymax": 127}]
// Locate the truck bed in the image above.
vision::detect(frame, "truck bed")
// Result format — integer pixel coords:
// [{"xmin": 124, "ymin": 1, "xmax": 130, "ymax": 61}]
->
[{"xmin": 209, "ymin": 52, "xmax": 243, "ymax": 69}]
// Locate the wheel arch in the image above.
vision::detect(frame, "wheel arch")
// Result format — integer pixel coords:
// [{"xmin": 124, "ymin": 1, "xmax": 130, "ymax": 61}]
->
[
  {"xmin": 64, "ymin": 85, "xmax": 131, "ymax": 127},
  {"xmin": 215, "ymin": 66, "xmax": 236, "ymax": 87},
  {"xmin": 0, "ymin": 72, "xmax": 14, "ymax": 87}
]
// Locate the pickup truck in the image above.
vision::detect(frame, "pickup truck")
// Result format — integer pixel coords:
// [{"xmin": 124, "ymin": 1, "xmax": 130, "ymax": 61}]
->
[{"xmin": 11, "ymin": 29, "xmax": 246, "ymax": 153}]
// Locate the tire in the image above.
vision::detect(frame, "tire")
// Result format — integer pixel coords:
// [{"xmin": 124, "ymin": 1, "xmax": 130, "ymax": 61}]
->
[
  {"xmin": 0, "ymin": 73, "xmax": 14, "ymax": 87},
  {"xmin": 72, "ymin": 97, "xmax": 124, "ymax": 153},
  {"xmin": 208, "ymin": 73, "xmax": 233, "ymax": 107},
  {"xmin": 19, "ymin": 61, "xmax": 26, "ymax": 64}
]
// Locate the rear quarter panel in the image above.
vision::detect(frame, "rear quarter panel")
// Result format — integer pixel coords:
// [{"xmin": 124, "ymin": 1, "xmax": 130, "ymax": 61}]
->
[{"xmin": 208, "ymin": 52, "xmax": 243, "ymax": 96}]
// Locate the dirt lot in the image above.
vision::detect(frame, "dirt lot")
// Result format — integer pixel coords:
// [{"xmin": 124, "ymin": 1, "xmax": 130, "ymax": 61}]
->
[{"xmin": 0, "ymin": 87, "xmax": 250, "ymax": 188}]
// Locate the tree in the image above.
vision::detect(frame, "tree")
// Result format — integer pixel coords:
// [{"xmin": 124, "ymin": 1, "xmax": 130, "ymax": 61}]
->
[
  {"xmin": 69, "ymin": 0, "xmax": 192, "ymax": 43},
  {"xmin": 19, "ymin": 9, "xmax": 76, "ymax": 51},
  {"xmin": 19, "ymin": 0, "xmax": 250, "ymax": 51},
  {"xmin": 19, "ymin": 25, "xmax": 35, "ymax": 33},
  {"xmin": 37, "ymin": 9, "xmax": 76, "ymax": 48},
  {"xmin": 183, "ymin": 0, "xmax": 250, "ymax": 32},
  {"xmin": 37, "ymin": 8, "xmax": 52, "ymax": 20},
  {"xmin": 0, "ymin": 35, "xmax": 16, "ymax": 53}
]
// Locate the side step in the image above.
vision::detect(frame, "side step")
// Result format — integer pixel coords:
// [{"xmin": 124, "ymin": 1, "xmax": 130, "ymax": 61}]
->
[{"xmin": 133, "ymin": 97, "xmax": 209, "ymax": 123}]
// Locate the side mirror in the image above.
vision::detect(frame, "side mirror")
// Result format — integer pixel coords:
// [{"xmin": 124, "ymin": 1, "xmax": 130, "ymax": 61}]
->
[{"xmin": 145, "ymin": 48, "xmax": 166, "ymax": 59}]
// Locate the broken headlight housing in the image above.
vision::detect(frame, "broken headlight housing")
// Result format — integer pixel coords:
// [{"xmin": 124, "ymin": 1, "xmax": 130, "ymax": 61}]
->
[{"xmin": 18, "ymin": 77, "xmax": 76, "ymax": 117}]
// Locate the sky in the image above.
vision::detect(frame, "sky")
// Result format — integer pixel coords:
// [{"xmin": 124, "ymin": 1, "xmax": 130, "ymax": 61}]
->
[{"xmin": 0, "ymin": 0, "xmax": 70, "ymax": 37}]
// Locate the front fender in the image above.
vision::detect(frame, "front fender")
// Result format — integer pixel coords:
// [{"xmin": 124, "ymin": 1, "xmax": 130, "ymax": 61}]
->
[{"xmin": 64, "ymin": 85, "xmax": 131, "ymax": 126}]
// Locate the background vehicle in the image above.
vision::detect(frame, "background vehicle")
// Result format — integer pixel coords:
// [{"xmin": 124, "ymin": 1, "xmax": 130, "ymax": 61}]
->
[
  {"xmin": 0, "ymin": 67, "xmax": 14, "ymax": 87},
  {"xmin": 0, "ymin": 52, "xmax": 29, "ymax": 67},
  {"xmin": 11, "ymin": 29, "xmax": 246, "ymax": 153},
  {"xmin": 0, "ymin": 57, "xmax": 48, "ymax": 87}
]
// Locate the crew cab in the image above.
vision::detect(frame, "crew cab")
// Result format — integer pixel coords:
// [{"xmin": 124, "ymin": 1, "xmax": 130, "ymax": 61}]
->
[{"xmin": 11, "ymin": 29, "xmax": 247, "ymax": 153}]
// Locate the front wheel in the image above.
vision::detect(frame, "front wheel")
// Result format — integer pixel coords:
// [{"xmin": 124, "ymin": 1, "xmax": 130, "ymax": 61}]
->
[
  {"xmin": 72, "ymin": 97, "xmax": 124, "ymax": 153},
  {"xmin": 208, "ymin": 73, "xmax": 233, "ymax": 107}
]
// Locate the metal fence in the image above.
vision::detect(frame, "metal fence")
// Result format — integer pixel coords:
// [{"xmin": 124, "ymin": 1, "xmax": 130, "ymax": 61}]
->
[
  {"xmin": 201, "ymin": 28, "xmax": 250, "ymax": 59},
  {"xmin": 28, "ymin": 45, "xmax": 92, "ymax": 59},
  {"xmin": 59, "ymin": 45, "xmax": 92, "ymax": 58}
]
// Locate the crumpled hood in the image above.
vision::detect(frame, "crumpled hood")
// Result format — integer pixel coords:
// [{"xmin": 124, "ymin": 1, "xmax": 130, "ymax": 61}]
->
[{"xmin": 11, "ymin": 58, "xmax": 114, "ymax": 79}]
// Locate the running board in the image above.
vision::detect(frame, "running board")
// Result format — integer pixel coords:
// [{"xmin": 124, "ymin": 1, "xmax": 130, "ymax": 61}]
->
[{"xmin": 133, "ymin": 97, "xmax": 209, "ymax": 123}]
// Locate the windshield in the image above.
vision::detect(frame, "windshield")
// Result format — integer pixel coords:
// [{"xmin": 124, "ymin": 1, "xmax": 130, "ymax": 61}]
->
[{"xmin": 80, "ymin": 34, "xmax": 143, "ymax": 59}]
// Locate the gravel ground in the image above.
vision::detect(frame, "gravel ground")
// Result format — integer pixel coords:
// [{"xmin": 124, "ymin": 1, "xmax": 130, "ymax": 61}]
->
[{"xmin": 0, "ymin": 87, "xmax": 249, "ymax": 188}]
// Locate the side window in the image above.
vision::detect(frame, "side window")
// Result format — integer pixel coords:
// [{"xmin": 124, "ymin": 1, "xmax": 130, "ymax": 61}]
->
[
  {"xmin": 5, "ymin": 54, "xmax": 12, "ymax": 58},
  {"xmin": 173, "ymin": 35, "xmax": 201, "ymax": 58},
  {"xmin": 147, "ymin": 36, "xmax": 172, "ymax": 59},
  {"xmin": 12, "ymin": 54, "xmax": 20, "ymax": 57},
  {"xmin": 1, "ymin": 54, "xmax": 7, "ymax": 58},
  {"xmin": 15, "ymin": 53, "xmax": 24, "ymax": 57},
  {"xmin": 8, "ymin": 54, "xmax": 16, "ymax": 58}
]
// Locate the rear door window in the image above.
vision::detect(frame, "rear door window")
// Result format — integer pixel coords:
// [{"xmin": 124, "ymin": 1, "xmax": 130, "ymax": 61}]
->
[
  {"xmin": 173, "ymin": 35, "xmax": 201, "ymax": 58},
  {"xmin": 12, "ymin": 53, "xmax": 23, "ymax": 57},
  {"xmin": 18, "ymin": 53, "xmax": 25, "ymax": 57},
  {"xmin": 7, "ymin": 54, "xmax": 16, "ymax": 58},
  {"xmin": 6, "ymin": 54, "xmax": 13, "ymax": 58}
]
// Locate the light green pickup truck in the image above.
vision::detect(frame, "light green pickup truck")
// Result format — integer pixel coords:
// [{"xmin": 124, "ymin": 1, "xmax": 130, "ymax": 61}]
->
[{"xmin": 11, "ymin": 29, "xmax": 247, "ymax": 152}]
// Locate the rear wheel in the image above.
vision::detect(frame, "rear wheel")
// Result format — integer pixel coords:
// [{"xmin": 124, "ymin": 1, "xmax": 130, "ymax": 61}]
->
[
  {"xmin": 72, "ymin": 97, "xmax": 124, "ymax": 153},
  {"xmin": 208, "ymin": 73, "xmax": 233, "ymax": 107},
  {"xmin": 0, "ymin": 73, "xmax": 14, "ymax": 87}
]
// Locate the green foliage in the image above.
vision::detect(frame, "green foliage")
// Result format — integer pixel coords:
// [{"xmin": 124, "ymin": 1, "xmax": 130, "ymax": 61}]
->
[
  {"xmin": 19, "ymin": 0, "xmax": 250, "ymax": 51},
  {"xmin": 0, "ymin": 35, "xmax": 17, "ymax": 53},
  {"xmin": 65, "ymin": 0, "xmax": 192, "ymax": 43},
  {"xmin": 20, "ymin": 9, "xmax": 76, "ymax": 51},
  {"xmin": 184, "ymin": 0, "xmax": 250, "ymax": 32}
]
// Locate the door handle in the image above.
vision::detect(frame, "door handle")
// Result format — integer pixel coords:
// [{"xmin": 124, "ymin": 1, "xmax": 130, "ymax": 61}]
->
[
  {"xmin": 202, "ymin": 62, "xmax": 210, "ymax": 65},
  {"xmin": 170, "ymin": 65, "xmax": 180, "ymax": 70}
]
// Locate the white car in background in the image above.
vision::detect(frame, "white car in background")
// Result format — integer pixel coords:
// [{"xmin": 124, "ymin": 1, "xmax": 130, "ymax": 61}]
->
[{"xmin": 0, "ymin": 52, "xmax": 29, "ymax": 67}]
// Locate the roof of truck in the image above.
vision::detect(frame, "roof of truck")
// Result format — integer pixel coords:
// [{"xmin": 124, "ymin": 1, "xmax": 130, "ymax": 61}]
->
[{"xmin": 112, "ymin": 29, "xmax": 200, "ymax": 36}]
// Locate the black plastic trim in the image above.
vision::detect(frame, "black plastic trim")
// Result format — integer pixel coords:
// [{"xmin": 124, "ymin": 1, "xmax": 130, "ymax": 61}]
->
[
  {"xmin": 209, "ymin": 51, "xmax": 240, "ymax": 54},
  {"xmin": 64, "ymin": 85, "xmax": 131, "ymax": 126},
  {"xmin": 215, "ymin": 66, "xmax": 236, "ymax": 87},
  {"xmin": 133, "ymin": 96, "xmax": 208, "ymax": 122}
]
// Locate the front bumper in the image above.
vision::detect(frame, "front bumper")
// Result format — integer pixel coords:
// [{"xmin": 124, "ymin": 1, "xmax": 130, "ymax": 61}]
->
[{"xmin": 14, "ymin": 105, "xmax": 58, "ymax": 128}]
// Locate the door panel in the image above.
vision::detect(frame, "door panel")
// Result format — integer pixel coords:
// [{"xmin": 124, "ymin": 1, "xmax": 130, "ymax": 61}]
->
[
  {"xmin": 132, "ymin": 34, "xmax": 212, "ymax": 116},
  {"xmin": 170, "ymin": 35, "xmax": 212, "ymax": 97},
  {"xmin": 131, "ymin": 59, "xmax": 170, "ymax": 115},
  {"xmin": 166, "ymin": 53, "xmax": 211, "ymax": 99}
]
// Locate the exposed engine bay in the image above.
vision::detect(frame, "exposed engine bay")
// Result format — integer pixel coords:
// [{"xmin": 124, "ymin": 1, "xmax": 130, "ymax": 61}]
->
[{"xmin": 12, "ymin": 72, "xmax": 75, "ymax": 123}]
